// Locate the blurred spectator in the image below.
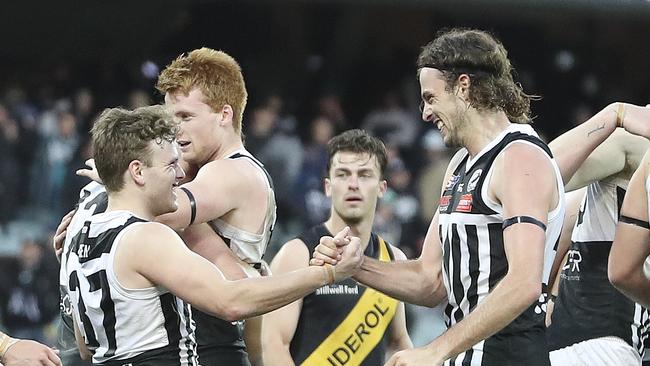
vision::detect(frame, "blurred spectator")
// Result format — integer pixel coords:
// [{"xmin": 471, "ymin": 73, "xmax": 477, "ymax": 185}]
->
[
  {"xmin": 73, "ymin": 88, "xmax": 97, "ymax": 135},
  {"xmin": 362, "ymin": 90, "xmax": 419, "ymax": 149},
  {"xmin": 127, "ymin": 89, "xmax": 152, "ymax": 109},
  {"xmin": 0, "ymin": 104, "xmax": 20, "ymax": 230},
  {"xmin": 245, "ymin": 97, "xmax": 303, "ymax": 223},
  {"xmin": 0, "ymin": 240, "xmax": 59, "ymax": 343},
  {"xmin": 317, "ymin": 93, "xmax": 348, "ymax": 131},
  {"xmin": 375, "ymin": 154, "xmax": 420, "ymax": 257},
  {"xmin": 294, "ymin": 115, "xmax": 336, "ymax": 226},
  {"xmin": 417, "ymin": 129, "xmax": 452, "ymax": 223},
  {"xmin": 43, "ymin": 112, "xmax": 79, "ymax": 216}
]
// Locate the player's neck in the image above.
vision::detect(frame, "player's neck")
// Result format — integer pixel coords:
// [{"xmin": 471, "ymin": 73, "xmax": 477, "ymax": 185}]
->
[
  {"xmin": 211, "ymin": 133, "xmax": 245, "ymax": 161},
  {"xmin": 324, "ymin": 215, "xmax": 374, "ymax": 251},
  {"xmin": 463, "ymin": 110, "xmax": 511, "ymax": 157}
]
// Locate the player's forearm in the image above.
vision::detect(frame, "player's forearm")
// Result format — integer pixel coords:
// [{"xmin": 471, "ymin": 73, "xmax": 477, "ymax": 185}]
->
[
  {"xmin": 214, "ymin": 266, "xmax": 329, "ymax": 321},
  {"xmin": 549, "ymin": 103, "xmax": 619, "ymax": 185},
  {"xmin": 610, "ymin": 267, "xmax": 650, "ymax": 308},
  {"xmin": 354, "ymin": 257, "xmax": 445, "ymax": 307},
  {"xmin": 425, "ymin": 274, "xmax": 541, "ymax": 361},
  {"xmin": 263, "ymin": 343, "xmax": 296, "ymax": 366}
]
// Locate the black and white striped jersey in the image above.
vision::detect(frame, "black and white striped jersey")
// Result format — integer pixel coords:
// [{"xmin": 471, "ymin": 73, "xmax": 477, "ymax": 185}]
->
[
  {"xmin": 439, "ymin": 124, "xmax": 565, "ymax": 365},
  {"xmin": 548, "ymin": 177, "xmax": 650, "ymax": 356},
  {"xmin": 58, "ymin": 182, "xmax": 108, "ymax": 359},
  {"xmin": 65, "ymin": 210, "xmax": 197, "ymax": 365}
]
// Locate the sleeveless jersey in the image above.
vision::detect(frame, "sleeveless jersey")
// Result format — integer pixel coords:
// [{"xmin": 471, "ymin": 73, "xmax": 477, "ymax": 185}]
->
[
  {"xmin": 194, "ymin": 149, "xmax": 275, "ymax": 363},
  {"xmin": 438, "ymin": 124, "xmax": 565, "ymax": 365},
  {"xmin": 207, "ymin": 149, "xmax": 276, "ymax": 265},
  {"xmin": 290, "ymin": 224, "xmax": 398, "ymax": 366},
  {"xmin": 65, "ymin": 210, "xmax": 197, "ymax": 365},
  {"xmin": 548, "ymin": 177, "xmax": 650, "ymax": 356},
  {"xmin": 58, "ymin": 182, "xmax": 108, "ymax": 363}
]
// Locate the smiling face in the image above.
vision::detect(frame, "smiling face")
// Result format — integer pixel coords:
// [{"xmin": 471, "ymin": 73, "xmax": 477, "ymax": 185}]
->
[
  {"xmin": 142, "ymin": 140, "xmax": 185, "ymax": 216},
  {"xmin": 325, "ymin": 151, "xmax": 387, "ymax": 225},
  {"xmin": 164, "ymin": 88, "xmax": 222, "ymax": 165},
  {"xmin": 419, "ymin": 67, "xmax": 470, "ymax": 148}
]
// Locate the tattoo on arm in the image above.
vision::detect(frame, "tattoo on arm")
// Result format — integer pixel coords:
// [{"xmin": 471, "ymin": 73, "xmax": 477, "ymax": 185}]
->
[{"xmin": 587, "ymin": 123, "xmax": 606, "ymax": 137}]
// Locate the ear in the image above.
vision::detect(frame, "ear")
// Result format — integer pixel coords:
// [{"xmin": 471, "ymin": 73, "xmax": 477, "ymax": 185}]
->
[
  {"xmin": 128, "ymin": 160, "xmax": 146, "ymax": 187},
  {"xmin": 455, "ymin": 74, "xmax": 471, "ymax": 101},
  {"xmin": 378, "ymin": 180, "xmax": 388, "ymax": 198},
  {"xmin": 324, "ymin": 177, "xmax": 332, "ymax": 198},
  {"xmin": 218, "ymin": 105, "xmax": 234, "ymax": 127}
]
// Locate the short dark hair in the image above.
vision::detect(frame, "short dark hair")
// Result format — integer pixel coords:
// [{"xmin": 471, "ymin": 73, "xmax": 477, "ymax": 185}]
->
[
  {"xmin": 327, "ymin": 129, "xmax": 388, "ymax": 177},
  {"xmin": 417, "ymin": 28, "xmax": 536, "ymax": 123},
  {"xmin": 91, "ymin": 105, "xmax": 178, "ymax": 192}
]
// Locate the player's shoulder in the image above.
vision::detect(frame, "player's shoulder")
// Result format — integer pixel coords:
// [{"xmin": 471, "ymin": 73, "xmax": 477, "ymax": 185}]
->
[
  {"xmin": 271, "ymin": 238, "xmax": 310, "ymax": 273},
  {"xmin": 121, "ymin": 221, "xmax": 181, "ymax": 248},
  {"xmin": 200, "ymin": 157, "xmax": 263, "ymax": 186}
]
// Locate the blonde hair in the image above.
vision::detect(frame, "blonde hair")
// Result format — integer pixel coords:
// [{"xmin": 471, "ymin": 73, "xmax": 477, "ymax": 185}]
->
[{"xmin": 157, "ymin": 48, "xmax": 248, "ymax": 135}]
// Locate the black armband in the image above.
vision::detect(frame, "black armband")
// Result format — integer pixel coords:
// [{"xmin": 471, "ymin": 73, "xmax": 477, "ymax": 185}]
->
[
  {"xmin": 502, "ymin": 215, "xmax": 547, "ymax": 231},
  {"xmin": 619, "ymin": 215, "xmax": 650, "ymax": 230},
  {"xmin": 179, "ymin": 187, "xmax": 197, "ymax": 226}
]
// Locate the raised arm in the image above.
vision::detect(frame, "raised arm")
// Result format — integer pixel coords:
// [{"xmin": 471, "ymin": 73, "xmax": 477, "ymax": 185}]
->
[
  {"xmin": 261, "ymin": 239, "xmax": 310, "ymax": 366},
  {"xmin": 121, "ymin": 224, "xmax": 361, "ymax": 321},
  {"xmin": 550, "ymin": 103, "xmax": 650, "ymax": 191},
  {"xmin": 608, "ymin": 150, "xmax": 650, "ymax": 307}
]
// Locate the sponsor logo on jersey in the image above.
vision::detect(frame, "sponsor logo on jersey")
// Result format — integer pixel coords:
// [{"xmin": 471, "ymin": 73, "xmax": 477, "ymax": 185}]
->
[
  {"xmin": 316, "ymin": 284, "xmax": 360, "ymax": 296},
  {"xmin": 445, "ymin": 175, "xmax": 460, "ymax": 191},
  {"xmin": 456, "ymin": 194, "xmax": 473, "ymax": 212},
  {"xmin": 564, "ymin": 249, "xmax": 582, "ymax": 272},
  {"xmin": 467, "ymin": 169, "xmax": 483, "ymax": 192},
  {"xmin": 324, "ymin": 299, "xmax": 391, "ymax": 366},
  {"xmin": 439, "ymin": 195, "xmax": 451, "ymax": 212}
]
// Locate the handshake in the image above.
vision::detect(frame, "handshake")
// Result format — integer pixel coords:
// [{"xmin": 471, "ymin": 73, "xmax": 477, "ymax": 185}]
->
[{"xmin": 310, "ymin": 226, "xmax": 364, "ymax": 283}]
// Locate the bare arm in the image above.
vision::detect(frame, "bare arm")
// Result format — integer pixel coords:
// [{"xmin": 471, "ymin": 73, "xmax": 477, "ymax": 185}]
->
[
  {"xmin": 121, "ymin": 224, "xmax": 360, "ymax": 321},
  {"xmin": 311, "ymin": 149, "xmax": 467, "ymax": 307},
  {"xmin": 550, "ymin": 103, "xmax": 650, "ymax": 191},
  {"xmin": 181, "ymin": 223, "xmax": 250, "ymax": 279},
  {"xmin": 351, "ymin": 213, "xmax": 447, "ymax": 307},
  {"xmin": 155, "ymin": 160, "xmax": 247, "ymax": 230},
  {"xmin": 262, "ymin": 239, "xmax": 310, "ymax": 366},
  {"xmin": 0, "ymin": 331, "xmax": 61, "ymax": 366},
  {"xmin": 548, "ymin": 187, "xmax": 586, "ymax": 291},
  {"xmin": 385, "ymin": 246, "xmax": 414, "ymax": 358},
  {"xmin": 73, "ymin": 317, "xmax": 92, "ymax": 361},
  {"xmin": 608, "ymin": 151, "xmax": 650, "ymax": 307},
  {"xmin": 390, "ymin": 143, "xmax": 558, "ymax": 364}
]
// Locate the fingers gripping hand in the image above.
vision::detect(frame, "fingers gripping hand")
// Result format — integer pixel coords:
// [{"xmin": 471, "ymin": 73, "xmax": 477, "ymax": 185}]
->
[
  {"xmin": 3, "ymin": 339, "xmax": 62, "ymax": 366},
  {"xmin": 53, "ymin": 210, "xmax": 75, "ymax": 260},
  {"xmin": 334, "ymin": 235, "xmax": 363, "ymax": 281},
  {"xmin": 310, "ymin": 226, "xmax": 351, "ymax": 266},
  {"xmin": 76, "ymin": 159, "xmax": 103, "ymax": 184}
]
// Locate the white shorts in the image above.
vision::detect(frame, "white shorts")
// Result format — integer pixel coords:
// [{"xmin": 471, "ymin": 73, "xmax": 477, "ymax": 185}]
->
[{"xmin": 550, "ymin": 336, "xmax": 641, "ymax": 366}]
